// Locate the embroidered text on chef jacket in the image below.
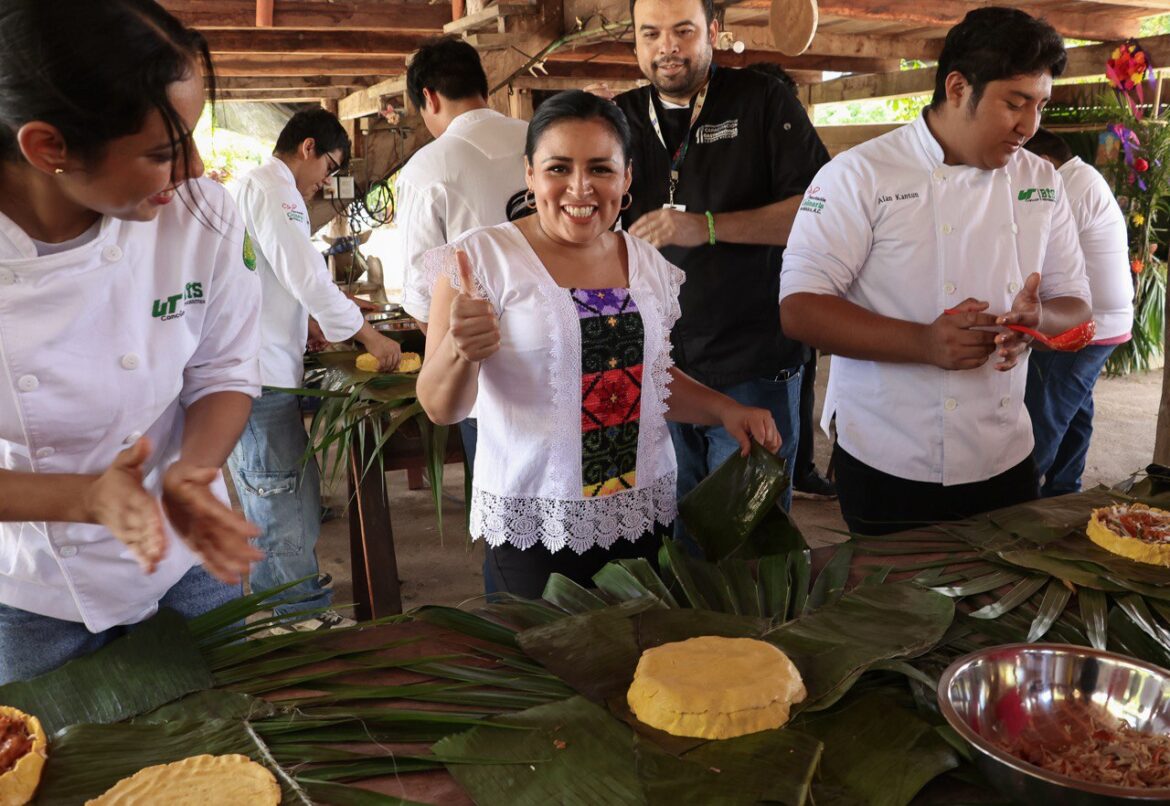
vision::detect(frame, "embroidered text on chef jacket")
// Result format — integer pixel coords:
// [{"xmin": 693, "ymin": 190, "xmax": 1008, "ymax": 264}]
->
[
  {"xmin": 780, "ymin": 112, "xmax": 1090, "ymax": 486},
  {"xmin": 0, "ymin": 179, "xmax": 261, "ymax": 631},
  {"xmin": 235, "ymin": 156, "xmax": 365, "ymax": 388},
  {"xmin": 398, "ymin": 108, "xmax": 528, "ymax": 323}
]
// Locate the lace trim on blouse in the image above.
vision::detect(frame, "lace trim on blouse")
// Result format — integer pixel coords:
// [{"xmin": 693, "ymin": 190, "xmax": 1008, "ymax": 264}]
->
[{"xmin": 471, "ymin": 471, "xmax": 677, "ymax": 554}]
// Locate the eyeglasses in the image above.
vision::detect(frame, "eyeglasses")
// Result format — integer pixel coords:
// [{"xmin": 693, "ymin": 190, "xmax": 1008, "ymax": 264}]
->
[{"xmin": 325, "ymin": 153, "xmax": 343, "ymax": 178}]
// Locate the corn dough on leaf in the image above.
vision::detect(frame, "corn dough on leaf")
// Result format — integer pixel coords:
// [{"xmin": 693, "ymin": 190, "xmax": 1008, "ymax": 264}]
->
[
  {"xmin": 1087, "ymin": 504, "xmax": 1170, "ymax": 567},
  {"xmin": 0, "ymin": 705, "xmax": 46, "ymax": 806},
  {"xmin": 85, "ymin": 753, "xmax": 279, "ymax": 806},
  {"xmin": 627, "ymin": 636, "xmax": 806, "ymax": 739},
  {"xmin": 355, "ymin": 352, "xmax": 380, "ymax": 372}
]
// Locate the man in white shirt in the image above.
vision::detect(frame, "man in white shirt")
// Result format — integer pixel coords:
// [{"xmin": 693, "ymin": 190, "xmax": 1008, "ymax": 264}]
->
[
  {"xmin": 1023, "ymin": 128, "xmax": 1134, "ymax": 496},
  {"xmin": 232, "ymin": 108, "xmax": 401, "ymax": 626},
  {"xmin": 780, "ymin": 8, "xmax": 1092, "ymax": 535}
]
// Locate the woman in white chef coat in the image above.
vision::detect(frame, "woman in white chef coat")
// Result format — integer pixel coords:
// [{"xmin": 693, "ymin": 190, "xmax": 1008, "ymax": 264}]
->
[{"xmin": 0, "ymin": 0, "xmax": 264, "ymax": 682}]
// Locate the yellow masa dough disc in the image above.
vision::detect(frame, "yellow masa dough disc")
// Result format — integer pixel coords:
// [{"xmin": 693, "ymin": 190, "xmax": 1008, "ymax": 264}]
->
[
  {"xmin": 0, "ymin": 705, "xmax": 47, "ymax": 806},
  {"xmin": 85, "ymin": 753, "xmax": 280, "ymax": 806},
  {"xmin": 1087, "ymin": 503, "xmax": 1170, "ymax": 567},
  {"xmin": 627, "ymin": 636, "xmax": 807, "ymax": 740}
]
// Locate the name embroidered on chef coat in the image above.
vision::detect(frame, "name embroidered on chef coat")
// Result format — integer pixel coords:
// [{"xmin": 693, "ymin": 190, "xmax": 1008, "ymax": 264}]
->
[
  {"xmin": 695, "ymin": 119, "xmax": 739, "ymax": 144},
  {"xmin": 877, "ymin": 191, "xmax": 921, "ymax": 204},
  {"xmin": 151, "ymin": 281, "xmax": 205, "ymax": 320}
]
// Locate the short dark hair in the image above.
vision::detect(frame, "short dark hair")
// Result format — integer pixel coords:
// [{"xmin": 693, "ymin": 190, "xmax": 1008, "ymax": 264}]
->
[
  {"xmin": 406, "ymin": 36, "xmax": 489, "ymax": 110},
  {"xmin": 0, "ymin": 0, "xmax": 215, "ymax": 167},
  {"xmin": 930, "ymin": 7, "xmax": 1067, "ymax": 110},
  {"xmin": 525, "ymin": 90, "xmax": 633, "ymax": 164},
  {"xmin": 745, "ymin": 62, "xmax": 798, "ymax": 92},
  {"xmin": 273, "ymin": 107, "xmax": 351, "ymax": 164},
  {"xmin": 1024, "ymin": 127, "xmax": 1073, "ymax": 165},
  {"xmin": 630, "ymin": 0, "xmax": 715, "ymax": 26}
]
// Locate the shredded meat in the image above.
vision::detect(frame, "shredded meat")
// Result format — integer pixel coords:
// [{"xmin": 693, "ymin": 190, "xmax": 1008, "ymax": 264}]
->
[
  {"xmin": 996, "ymin": 703, "xmax": 1170, "ymax": 789},
  {"xmin": 0, "ymin": 715, "xmax": 31, "ymax": 775},
  {"xmin": 1101, "ymin": 504, "xmax": 1170, "ymax": 545}
]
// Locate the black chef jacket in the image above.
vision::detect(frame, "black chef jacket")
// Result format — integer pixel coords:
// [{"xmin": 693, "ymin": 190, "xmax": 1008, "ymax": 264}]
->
[{"xmin": 615, "ymin": 66, "xmax": 829, "ymax": 387}]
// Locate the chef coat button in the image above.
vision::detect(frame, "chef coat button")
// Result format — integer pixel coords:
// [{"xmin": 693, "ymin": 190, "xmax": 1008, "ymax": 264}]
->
[
  {"xmin": 120, "ymin": 353, "xmax": 140, "ymax": 370},
  {"xmin": 0, "ymin": 269, "xmax": 14, "ymax": 286},
  {"xmin": 933, "ymin": 168, "xmax": 945, "ymax": 181},
  {"xmin": 944, "ymin": 398, "xmax": 958, "ymax": 411},
  {"xmin": 35, "ymin": 447, "xmax": 55, "ymax": 459},
  {"xmin": 944, "ymin": 282, "xmax": 956, "ymax": 294},
  {"xmin": 123, "ymin": 431, "xmax": 143, "ymax": 445},
  {"xmin": 1009, "ymin": 282, "xmax": 1021, "ymax": 294},
  {"xmin": 1011, "ymin": 224, "xmax": 1019, "ymax": 234},
  {"xmin": 17, "ymin": 375, "xmax": 38, "ymax": 392},
  {"xmin": 999, "ymin": 397, "xmax": 1011, "ymax": 408},
  {"xmin": 941, "ymin": 224, "xmax": 954, "ymax": 234},
  {"xmin": 59, "ymin": 546, "xmax": 78, "ymax": 558},
  {"xmin": 102, "ymin": 245, "xmax": 123, "ymax": 262}
]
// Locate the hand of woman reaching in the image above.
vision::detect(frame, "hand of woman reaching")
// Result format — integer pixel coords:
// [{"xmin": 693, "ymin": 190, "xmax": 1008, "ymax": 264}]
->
[
  {"xmin": 84, "ymin": 438, "xmax": 167, "ymax": 574},
  {"xmin": 719, "ymin": 402, "xmax": 782, "ymax": 456},
  {"xmin": 162, "ymin": 460, "xmax": 262, "ymax": 584}
]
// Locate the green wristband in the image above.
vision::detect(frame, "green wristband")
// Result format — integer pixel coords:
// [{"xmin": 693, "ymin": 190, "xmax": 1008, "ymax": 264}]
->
[{"xmin": 705, "ymin": 210, "xmax": 716, "ymax": 246}]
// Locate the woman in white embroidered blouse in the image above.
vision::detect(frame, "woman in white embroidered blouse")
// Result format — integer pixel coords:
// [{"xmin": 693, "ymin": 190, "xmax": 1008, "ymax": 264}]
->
[{"xmin": 417, "ymin": 91, "xmax": 780, "ymax": 598}]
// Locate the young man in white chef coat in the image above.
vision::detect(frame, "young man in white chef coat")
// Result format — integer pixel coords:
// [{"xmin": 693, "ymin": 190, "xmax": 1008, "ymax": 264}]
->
[
  {"xmin": 232, "ymin": 109, "xmax": 401, "ymax": 627},
  {"xmin": 779, "ymin": 8, "xmax": 1092, "ymax": 535}
]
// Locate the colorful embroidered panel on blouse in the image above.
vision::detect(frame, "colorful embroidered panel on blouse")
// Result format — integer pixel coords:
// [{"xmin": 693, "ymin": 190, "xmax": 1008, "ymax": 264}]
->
[{"xmin": 573, "ymin": 287, "xmax": 644, "ymax": 498}]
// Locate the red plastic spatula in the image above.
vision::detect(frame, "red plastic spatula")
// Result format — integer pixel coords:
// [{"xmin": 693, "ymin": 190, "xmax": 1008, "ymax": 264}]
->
[{"xmin": 942, "ymin": 309, "xmax": 1096, "ymax": 352}]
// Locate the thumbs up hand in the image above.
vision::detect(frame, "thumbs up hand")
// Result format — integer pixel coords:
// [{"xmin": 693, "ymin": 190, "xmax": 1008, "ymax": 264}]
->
[{"xmin": 448, "ymin": 250, "xmax": 500, "ymax": 364}]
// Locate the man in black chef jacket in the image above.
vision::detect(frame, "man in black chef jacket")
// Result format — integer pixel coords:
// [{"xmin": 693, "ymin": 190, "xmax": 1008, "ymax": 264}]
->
[{"xmin": 591, "ymin": 0, "xmax": 828, "ymax": 545}]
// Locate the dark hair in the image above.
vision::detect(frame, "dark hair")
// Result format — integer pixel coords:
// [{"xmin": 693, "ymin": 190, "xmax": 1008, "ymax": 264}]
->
[
  {"xmin": 273, "ymin": 107, "xmax": 351, "ymax": 164},
  {"xmin": 745, "ymin": 62, "xmax": 798, "ymax": 92},
  {"xmin": 1024, "ymin": 127, "xmax": 1073, "ymax": 164},
  {"xmin": 0, "ymin": 0, "xmax": 215, "ymax": 170},
  {"xmin": 525, "ymin": 90, "xmax": 633, "ymax": 164},
  {"xmin": 930, "ymin": 7, "xmax": 1066, "ymax": 110},
  {"xmin": 406, "ymin": 36, "xmax": 489, "ymax": 111},
  {"xmin": 630, "ymin": 0, "xmax": 715, "ymax": 25}
]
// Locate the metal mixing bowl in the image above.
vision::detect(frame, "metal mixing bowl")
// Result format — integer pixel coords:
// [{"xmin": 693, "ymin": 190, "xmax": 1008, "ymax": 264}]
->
[{"xmin": 938, "ymin": 643, "xmax": 1170, "ymax": 805}]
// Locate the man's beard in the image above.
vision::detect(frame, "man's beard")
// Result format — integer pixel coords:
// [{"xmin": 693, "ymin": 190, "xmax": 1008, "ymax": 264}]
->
[{"xmin": 649, "ymin": 52, "xmax": 711, "ymax": 99}]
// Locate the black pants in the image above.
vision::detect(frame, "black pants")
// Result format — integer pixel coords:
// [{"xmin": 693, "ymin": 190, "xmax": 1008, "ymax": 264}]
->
[
  {"xmin": 795, "ymin": 350, "xmax": 818, "ymax": 478},
  {"xmin": 832, "ymin": 443, "xmax": 1038, "ymax": 536},
  {"xmin": 486, "ymin": 525, "xmax": 667, "ymax": 600}
]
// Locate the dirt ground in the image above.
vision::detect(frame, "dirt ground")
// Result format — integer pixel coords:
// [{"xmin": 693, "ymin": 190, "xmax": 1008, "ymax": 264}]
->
[{"xmin": 310, "ymin": 357, "xmax": 1164, "ymax": 611}]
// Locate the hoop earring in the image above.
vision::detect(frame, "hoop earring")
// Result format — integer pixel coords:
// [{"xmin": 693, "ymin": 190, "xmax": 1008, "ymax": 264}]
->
[
  {"xmin": 621, "ymin": 192, "xmax": 633, "ymax": 211},
  {"xmin": 524, "ymin": 190, "xmax": 536, "ymax": 209},
  {"xmin": 54, "ymin": 168, "xmax": 65, "ymax": 175}
]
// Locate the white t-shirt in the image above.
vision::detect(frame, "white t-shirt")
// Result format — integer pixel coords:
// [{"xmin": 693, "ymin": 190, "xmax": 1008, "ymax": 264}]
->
[
  {"xmin": 0, "ymin": 179, "xmax": 261, "ymax": 631},
  {"xmin": 425, "ymin": 224, "xmax": 682, "ymax": 553},
  {"xmin": 780, "ymin": 112, "xmax": 1091, "ymax": 486},
  {"xmin": 1058, "ymin": 157, "xmax": 1134, "ymax": 342},
  {"xmin": 235, "ymin": 157, "xmax": 364, "ymax": 388},
  {"xmin": 398, "ymin": 108, "xmax": 528, "ymax": 323}
]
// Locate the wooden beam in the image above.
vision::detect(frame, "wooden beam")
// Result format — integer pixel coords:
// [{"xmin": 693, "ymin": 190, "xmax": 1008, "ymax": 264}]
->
[
  {"xmin": 512, "ymin": 74, "xmax": 645, "ymax": 92},
  {"xmin": 549, "ymin": 41, "xmax": 898, "ymax": 73},
  {"xmin": 443, "ymin": 1, "xmax": 537, "ymax": 35},
  {"xmin": 218, "ymin": 87, "xmax": 349, "ymax": 101},
  {"xmin": 216, "ymin": 75, "xmax": 373, "ymax": 90},
  {"xmin": 211, "ymin": 54, "xmax": 407, "ymax": 77},
  {"xmin": 161, "ymin": 0, "xmax": 450, "ymax": 31},
  {"xmin": 339, "ymin": 76, "xmax": 408, "ymax": 120},
  {"xmin": 203, "ymin": 29, "xmax": 422, "ymax": 54}
]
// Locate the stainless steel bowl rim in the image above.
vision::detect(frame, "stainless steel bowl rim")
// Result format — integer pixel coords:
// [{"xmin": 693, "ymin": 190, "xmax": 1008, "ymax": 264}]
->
[{"xmin": 938, "ymin": 642, "xmax": 1170, "ymax": 801}]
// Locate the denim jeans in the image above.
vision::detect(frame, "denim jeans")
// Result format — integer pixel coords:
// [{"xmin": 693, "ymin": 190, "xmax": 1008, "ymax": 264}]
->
[
  {"xmin": 228, "ymin": 390, "xmax": 330, "ymax": 616},
  {"xmin": 668, "ymin": 369, "xmax": 802, "ymax": 554},
  {"xmin": 0, "ymin": 565, "xmax": 240, "ymax": 683},
  {"xmin": 1024, "ymin": 344, "xmax": 1117, "ymax": 497}
]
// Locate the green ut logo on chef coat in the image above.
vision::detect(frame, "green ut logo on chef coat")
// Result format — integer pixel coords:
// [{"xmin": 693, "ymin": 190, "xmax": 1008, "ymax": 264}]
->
[
  {"xmin": 152, "ymin": 282, "xmax": 203, "ymax": 318},
  {"xmin": 1017, "ymin": 187, "xmax": 1055, "ymax": 202}
]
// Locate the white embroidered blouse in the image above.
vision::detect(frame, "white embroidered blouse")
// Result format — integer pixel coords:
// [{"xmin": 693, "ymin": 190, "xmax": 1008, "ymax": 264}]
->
[{"xmin": 425, "ymin": 223, "xmax": 684, "ymax": 553}]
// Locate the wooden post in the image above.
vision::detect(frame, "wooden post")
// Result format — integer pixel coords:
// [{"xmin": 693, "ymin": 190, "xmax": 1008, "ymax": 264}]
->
[
  {"xmin": 322, "ymin": 98, "xmax": 339, "ymax": 116},
  {"xmin": 508, "ymin": 87, "xmax": 535, "ymax": 121}
]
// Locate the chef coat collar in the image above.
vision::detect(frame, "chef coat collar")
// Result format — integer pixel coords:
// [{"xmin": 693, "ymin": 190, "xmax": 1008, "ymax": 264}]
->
[{"xmin": 0, "ymin": 206, "xmax": 116, "ymax": 264}]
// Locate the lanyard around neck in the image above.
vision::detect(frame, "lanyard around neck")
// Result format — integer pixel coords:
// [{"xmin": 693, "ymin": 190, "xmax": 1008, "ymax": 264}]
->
[{"xmin": 647, "ymin": 80, "xmax": 710, "ymax": 206}]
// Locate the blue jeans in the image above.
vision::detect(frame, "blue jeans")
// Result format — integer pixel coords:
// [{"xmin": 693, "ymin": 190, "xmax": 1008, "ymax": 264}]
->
[
  {"xmin": 669, "ymin": 369, "xmax": 802, "ymax": 554},
  {"xmin": 0, "ymin": 566, "xmax": 239, "ymax": 683},
  {"xmin": 228, "ymin": 390, "xmax": 330, "ymax": 616},
  {"xmin": 1024, "ymin": 344, "xmax": 1116, "ymax": 497}
]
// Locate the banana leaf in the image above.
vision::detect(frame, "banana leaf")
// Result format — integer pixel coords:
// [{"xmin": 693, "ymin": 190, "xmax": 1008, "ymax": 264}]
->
[
  {"xmin": 677, "ymin": 443, "xmax": 789, "ymax": 562},
  {"xmin": 36, "ymin": 718, "xmax": 309, "ymax": 805},
  {"xmin": 764, "ymin": 583, "xmax": 955, "ymax": 710},
  {"xmin": 794, "ymin": 690, "xmax": 959, "ymax": 806},
  {"xmin": 633, "ymin": 727, "xmax": 822, "ymax": 805},
  {"xmin": 432, "ymin": 696, "xmax": 644, "ymax": 806},
  {"xmin": 0, "ymin": 609, "xmax": 213, "ymax": 736},
  {"xmin": 986, "ymin": 488, "xmax": 1125, "ymax": 545}
]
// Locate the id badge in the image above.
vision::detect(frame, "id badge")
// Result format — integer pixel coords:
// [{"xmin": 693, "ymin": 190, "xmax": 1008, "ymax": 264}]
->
[{"xmin": 662, "ymin": 203, "xmax": 687, "ymax": 212}]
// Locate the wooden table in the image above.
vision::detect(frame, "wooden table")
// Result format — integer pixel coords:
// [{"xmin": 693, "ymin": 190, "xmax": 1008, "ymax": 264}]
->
[{"xmin": 346, "ymin": 418, "xmax": 466, "ymax": 621}]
